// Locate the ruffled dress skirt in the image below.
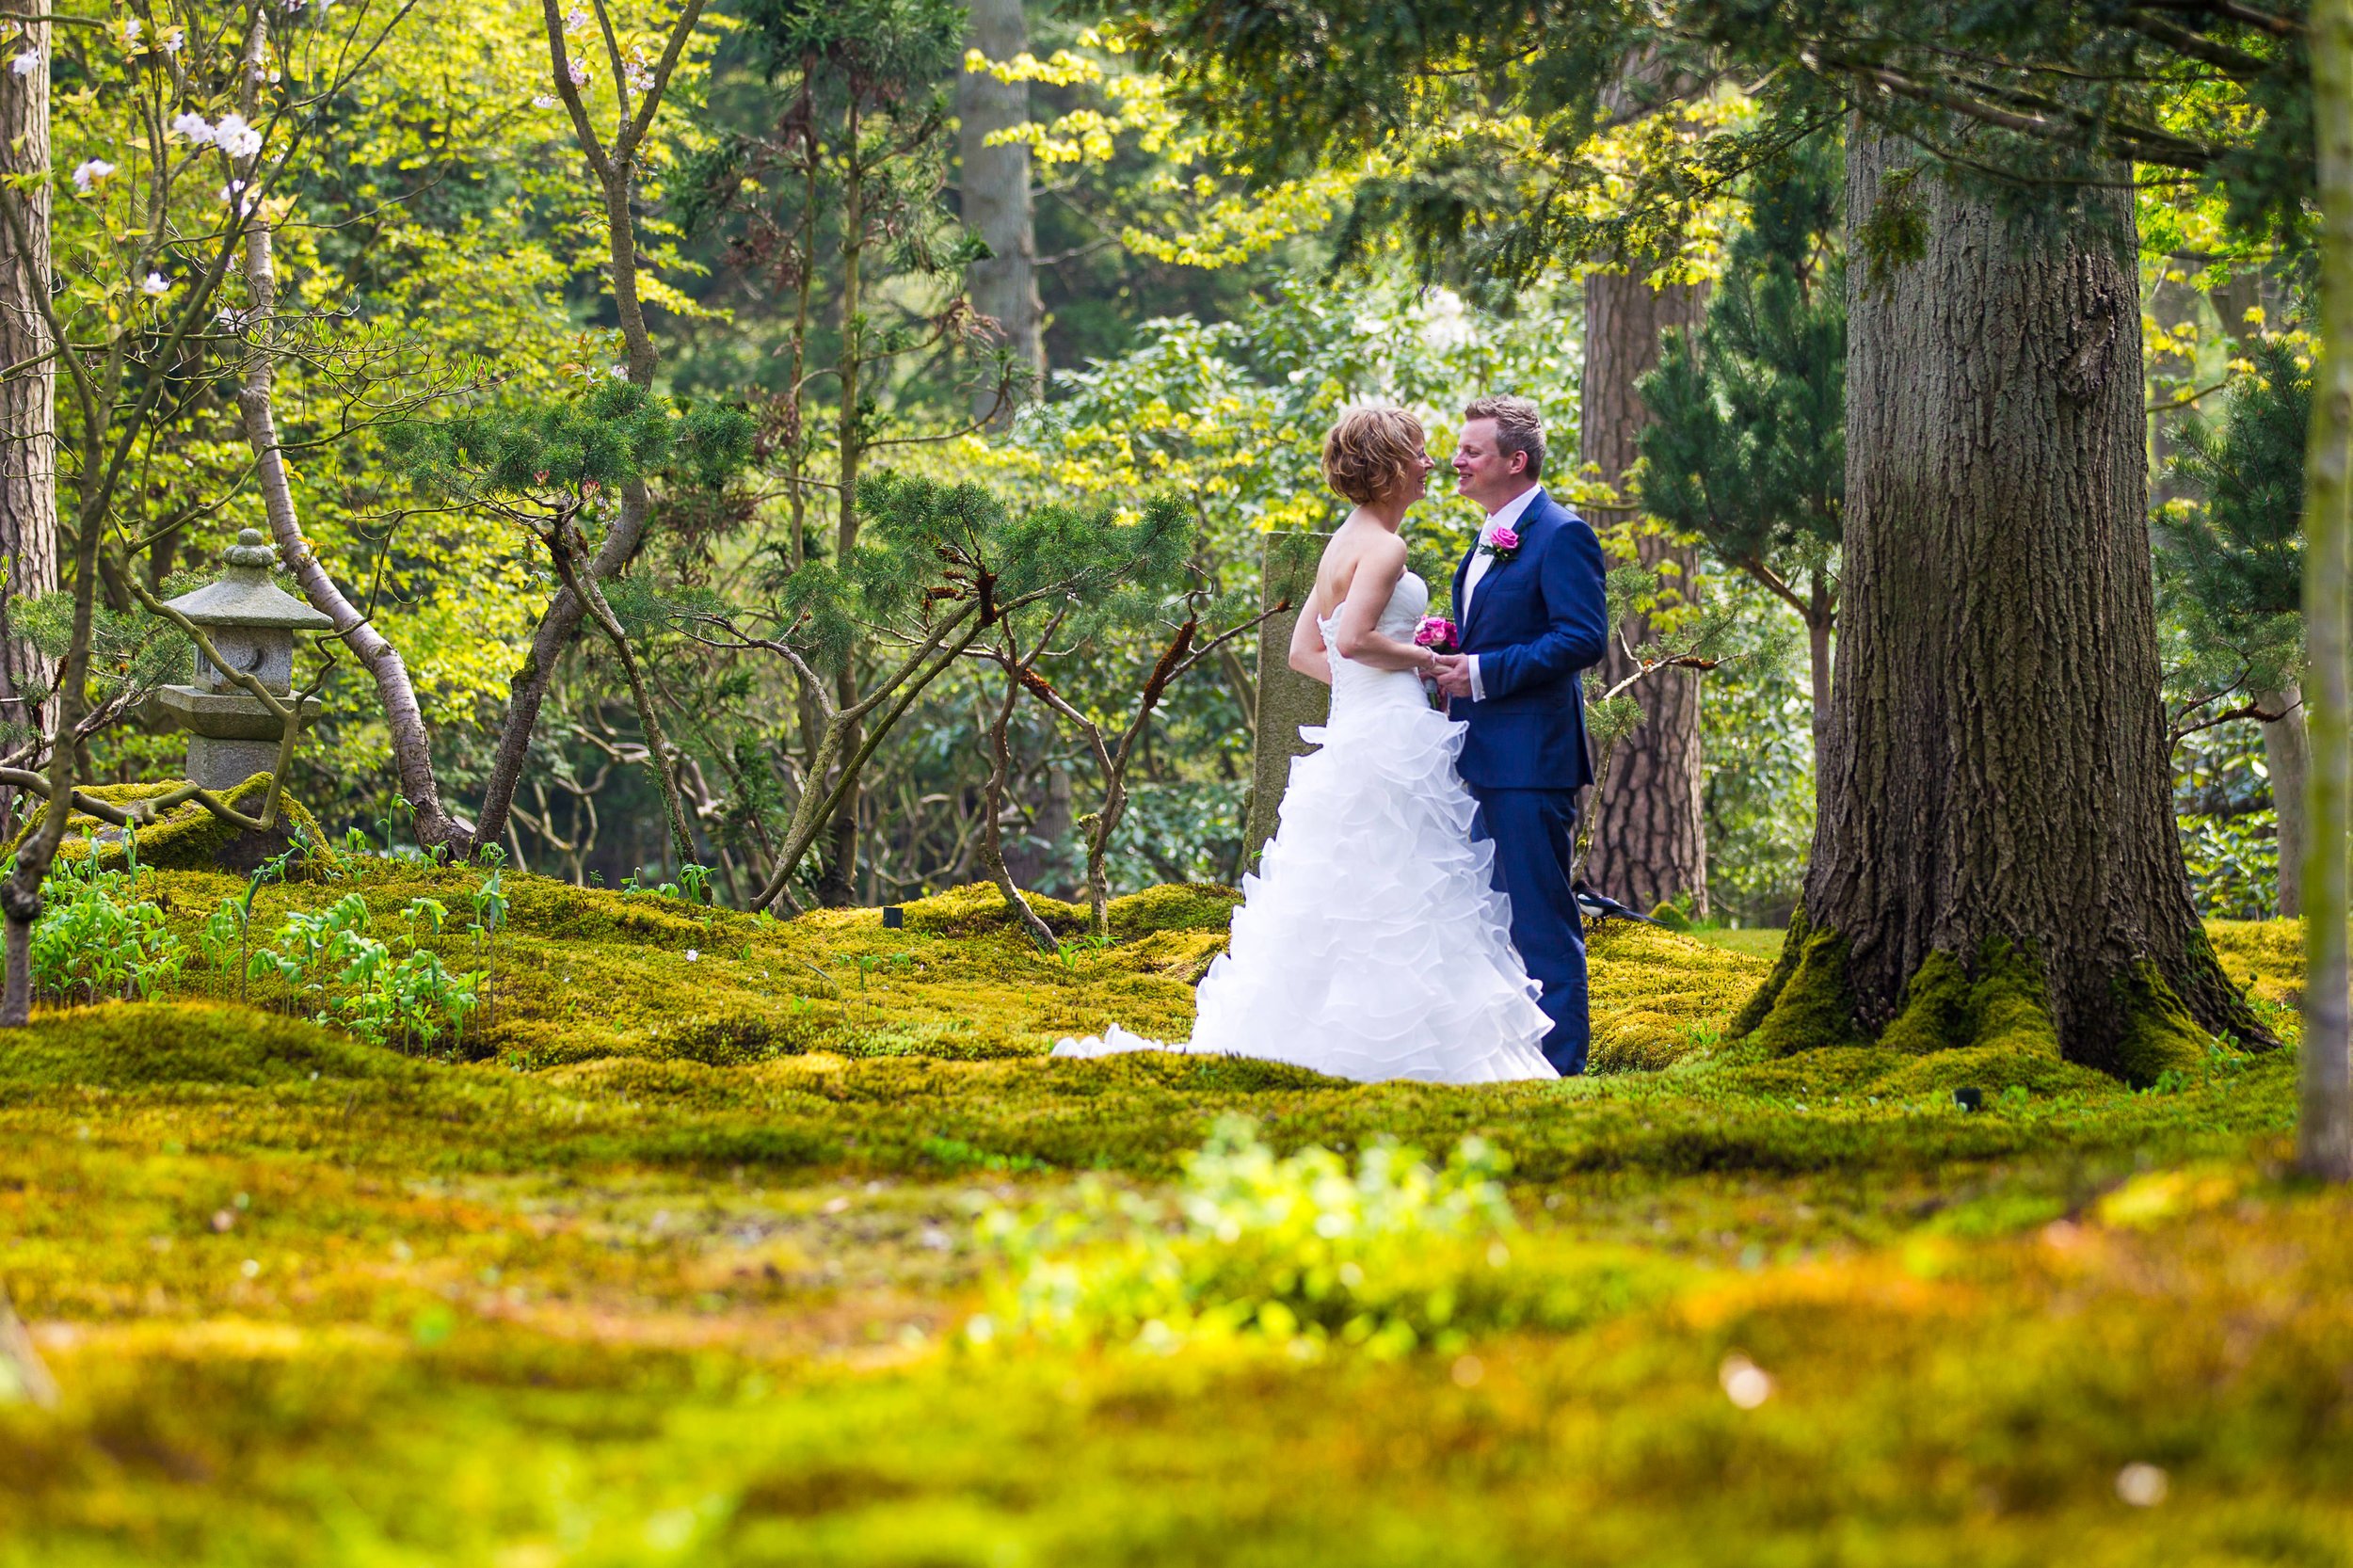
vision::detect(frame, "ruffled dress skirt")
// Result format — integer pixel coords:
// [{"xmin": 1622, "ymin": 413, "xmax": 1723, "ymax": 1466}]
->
[{"xmin": 1056, "ymin": 641, "xmax": 1558, "ymax": 1084}]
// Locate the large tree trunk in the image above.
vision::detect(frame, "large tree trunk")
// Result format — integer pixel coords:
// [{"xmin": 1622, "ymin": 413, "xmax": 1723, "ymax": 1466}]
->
[
  {"xmin": 2261, "ymin": 685, "xmax": 2309, "ymax": 917},
  {"xmin": 958, "ymin": 0, "xmax": 1042, "ymax": 425},
  {"xmin": 1759, "ymin": 122, "xmax": 2260, "ymax": 1081},
  {"xmin": 0, "ymin": 17, "xmax": 55, "ymax": 760},
  {"xmin": 2300, "ymin": 0, "xmax": 2353, "ymax": 1182},
  {"xmin": 1579, "ymin": 267, "xmax": 1709, "ymax": 917}
]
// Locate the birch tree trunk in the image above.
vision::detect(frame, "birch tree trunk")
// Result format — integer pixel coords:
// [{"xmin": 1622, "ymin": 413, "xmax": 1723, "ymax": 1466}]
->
[
  {"xmin": 1760, "ymin": 121, "xmax": 2261, "ymax": 1080},
  {"xmin": 2300, "ymin": 0, "xmax": 2353, "ymax": 1182},
  {"xmin": 1579, "ymin": 267, "xmax": 1709, "ymax": 917},
  {"xmin": 0, "ymin": 13, "xmax": 55, "ymax": 761},
  {"xmin": 957, "ymin": 0, "xmax": 1042, "ymax": 424},
  {"xmin": 2261, "ymin": 685, "xmax": 2309, "ymax": 918}
]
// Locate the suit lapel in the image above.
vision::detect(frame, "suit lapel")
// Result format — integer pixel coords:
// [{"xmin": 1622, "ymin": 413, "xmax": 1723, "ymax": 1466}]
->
[{"xmin": 1463, "ymin": 488, "xmax": 1546, "ymax": 641}]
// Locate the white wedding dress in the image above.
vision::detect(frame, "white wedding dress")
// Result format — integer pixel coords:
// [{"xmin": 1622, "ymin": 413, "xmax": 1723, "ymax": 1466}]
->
[{"xmin": 1055, "ymin": 571, "xmax": 1559, "ymax": 1083}]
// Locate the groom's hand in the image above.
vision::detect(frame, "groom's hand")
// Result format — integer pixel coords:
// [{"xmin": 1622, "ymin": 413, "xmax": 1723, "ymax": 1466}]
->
[{"xmin": 1433, "ymin": 653, "xmax": 1475, "ymax": 699}]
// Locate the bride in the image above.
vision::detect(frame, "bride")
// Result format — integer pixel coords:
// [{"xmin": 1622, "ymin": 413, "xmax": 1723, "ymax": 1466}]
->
[{"xmin": 1056, "ymin": 407, "xmax": 1558, "ymax": 1083}]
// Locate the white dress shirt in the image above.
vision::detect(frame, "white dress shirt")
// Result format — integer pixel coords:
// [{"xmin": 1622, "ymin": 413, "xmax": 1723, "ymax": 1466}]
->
[{"xmin": 1461, "ymin": 485, "xmax": 1540, "ymax": 703}]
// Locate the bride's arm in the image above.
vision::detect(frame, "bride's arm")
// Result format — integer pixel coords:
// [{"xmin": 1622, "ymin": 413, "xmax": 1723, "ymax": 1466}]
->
[
  {"xmin": 1288, "ymin": 598, "xmax": 1334, "ymax": 685},
  {"xmin": 1328, "ymin": 541, "xmax": 1441, "ymax": 675}
]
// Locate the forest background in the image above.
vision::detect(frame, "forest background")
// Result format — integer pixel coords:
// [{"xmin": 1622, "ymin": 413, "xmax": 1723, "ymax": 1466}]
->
[{"xmin": 0, "ymin": 0, "xmax": 2302, "ymax": 935}]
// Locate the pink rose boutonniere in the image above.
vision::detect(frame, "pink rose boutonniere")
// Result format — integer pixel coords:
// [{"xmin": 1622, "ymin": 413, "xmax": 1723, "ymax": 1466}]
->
[
  {"xmin": 1413, "ymin": 616, "xmax": 1460, "ymax": 654},
  {"xmin": 1479, "ymin": 526, "xmax": 1521, "ymax": 564}
]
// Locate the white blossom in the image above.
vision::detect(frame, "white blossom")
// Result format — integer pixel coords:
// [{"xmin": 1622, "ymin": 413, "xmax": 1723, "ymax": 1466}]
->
[
  {"xmin": 608, "ymin": 363, "xmax": 627, "ymax": 379},
  {"xmin": 216, "ymin": 181, "xmax": 257, "ymax": 216},
  {"xmin": 161, "ymin": 28, "xmax": 184, "ymax": 56},
  {"xmin": 171, "ymin": 111, "xmax": 216, "ymax": 145},
  {"xmin": 566, "ymin": 59, "xmax": 590, "ymax": 87},
  {"xmin": 624, "ymin": 65, "xmax": 653, "ymax": 91},
  {"xmin": 8, "ymin": 48, "xmax": 37, "ymax": 77},
  {"xmin": 564, "ymin": 7, "xmax": 589, "ymax": 33},
  {"xmin": 683, "ymin": 949, "xmax": 698, "ymax": 962},
  {"xmin": 214, "ymin": 112, "xmax": 263, "ymax": 160},
  {"xmin": 113, "ymin": 16, "xmax": 143, "ymax": 49},
  {"xmin": 532, "ymin": 92, "xmax": 556, "ymax": 109},
  {"xmin": 71, "ymin": 159, "xmax": 116, "ymax": 193},
  {"xmin": 140, "ymin": 272, "xmax": 171, "ymax": 296}
]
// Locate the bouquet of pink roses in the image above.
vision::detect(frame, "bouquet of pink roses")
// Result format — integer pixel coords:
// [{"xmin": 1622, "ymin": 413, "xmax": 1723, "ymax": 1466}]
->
[{"xmin": 1414, "ymin": 616, "xmax": 1460, "ymax": 654}]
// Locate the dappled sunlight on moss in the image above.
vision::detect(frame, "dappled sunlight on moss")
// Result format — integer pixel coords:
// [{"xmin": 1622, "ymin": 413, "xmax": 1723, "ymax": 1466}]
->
[
  {"xmin": 0, "ymin": 889, "xmax": 2334, "ymax": 1562},
  {"xmin": 1584, "ymin": 922, "xmax": 1770, "ymax": 1073}
]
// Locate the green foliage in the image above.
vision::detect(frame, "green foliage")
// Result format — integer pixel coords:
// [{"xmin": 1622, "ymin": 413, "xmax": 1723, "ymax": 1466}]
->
[
  {"xmin": 2180, "ymin": 803, "xmax": 2282, "ymax": 920},
  {"xmin": 978, "ymin": 1115, "xmax": 1583, "ymax": 1356},
  {"xmin": 390, "ymin": 380, "xmax": 754, "ymax": 511},
  {"xmin": 741, "ymin": 0, "xmax": 965, "ymax": 95},
  {"xmin": 1120, "ymin": 0, "xmax": 2312, "ymax": 281},
  {"xmin": 2156, "ymin": 335, "xmax": 2310, "ymax": 704},
  {"xmin": 1, "ymin": 592, "xmax": 191, "ymax": 750},
  {"xmin": 244, "ymin": 888, "xmax": 483, "ymax": 1053},
  {"xmin": 28, "ymin": 856, "xmax": 183, "ymax": 1005},
  {"xmin": 1638, "ymin": 132, "xmax": 1846, "ymax": 583}
]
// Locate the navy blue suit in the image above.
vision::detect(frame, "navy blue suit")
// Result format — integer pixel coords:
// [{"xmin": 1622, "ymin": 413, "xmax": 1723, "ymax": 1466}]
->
[{"xmin": 1449, "ymin": 488, "xmax": 1609, "ymax": 1074}]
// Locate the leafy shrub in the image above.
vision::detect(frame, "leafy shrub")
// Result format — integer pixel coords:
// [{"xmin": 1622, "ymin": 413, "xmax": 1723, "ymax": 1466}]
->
[
  {"xmin": 247, "ymin": 890, "xmax": 483, "ymax": 1052},
  {"xmin": 975, "ymin": 1116, "xmax": 1639, "ymax": 1357},
  {"xmin": 29, "ymin": 856, "xmax": 183, "ymax": 1004}
]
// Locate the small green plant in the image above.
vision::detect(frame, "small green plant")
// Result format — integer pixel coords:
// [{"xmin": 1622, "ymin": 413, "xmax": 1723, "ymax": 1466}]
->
[
  {"xmin": 974, "ymin": 1116, "xmax": 1522, "ymax": 1358},
  {"xmin": 678, "ymin": 863, "xmax": 712, "ymax": 904},
  {"xmin": 30, "ymin": 856, "xmax": 183, "ymax": 1004},
  {"xmin": 198, "ymin": 848, "xmax": 296, "ymax": 1002},
  {"xmin": 470, "ymin": 870, "xmax": 507, "ymax": 1037}
]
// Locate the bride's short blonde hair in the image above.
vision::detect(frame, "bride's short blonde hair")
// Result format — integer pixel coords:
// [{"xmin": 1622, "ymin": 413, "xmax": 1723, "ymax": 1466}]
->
[{"xmin": 1321, "ymin": 406, "xmax": 1426, "ymax": 505}]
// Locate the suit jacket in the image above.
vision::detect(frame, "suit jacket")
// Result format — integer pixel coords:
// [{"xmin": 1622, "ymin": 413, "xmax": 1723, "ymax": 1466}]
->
[{"xmin": 1449, "ymin": 488, "xmax": 1609, "ymax": 792}]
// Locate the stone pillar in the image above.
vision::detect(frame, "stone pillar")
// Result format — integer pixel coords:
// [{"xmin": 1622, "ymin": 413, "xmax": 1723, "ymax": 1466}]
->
[{"xmin": 1241, "ymin": 532, "xmax": 1330, "ymax": 869}]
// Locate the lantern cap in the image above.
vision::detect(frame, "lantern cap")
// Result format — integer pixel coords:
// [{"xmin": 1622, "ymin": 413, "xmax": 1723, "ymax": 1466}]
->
[{"xmin": 159, "ymin": 529, "xmax": 336, "ymax": 630}]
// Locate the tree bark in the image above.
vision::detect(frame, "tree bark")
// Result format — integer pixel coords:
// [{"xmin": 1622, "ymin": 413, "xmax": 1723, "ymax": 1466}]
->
[
  {"xmin": 958, "ymin": 0, "xmax": 1043, "ymax": 424},
  {"xmin": 235, "ymin": 204, "xmax": 472, "ymax": 847},
  {"xmin": 1791, "ymin": 120, "xmax": 2260, "ymax": 1078},
  {"xmin": 1579, "ymin": 266, "xmax": 1709, "ymax": 917},
  {"xmin": 2260, "ymin": 685, "xmax": 2309, "ymax": 917},
  {"xmin": 2300, "ymin": 0, "xmax": 2353, "ymax": 1182},
  {"xmin": 0, "ymin": 14, "xmax": 55, "ymax": 761}
]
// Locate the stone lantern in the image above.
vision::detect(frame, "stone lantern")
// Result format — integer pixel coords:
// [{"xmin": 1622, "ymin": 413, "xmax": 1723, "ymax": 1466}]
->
[{"xmin": 149, "ymin": 528, "xmax": 334, "ymax": 789}]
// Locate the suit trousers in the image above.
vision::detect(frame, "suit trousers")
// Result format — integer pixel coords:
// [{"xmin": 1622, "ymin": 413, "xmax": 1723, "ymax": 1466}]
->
[{"xmin": 1466, "ymin": 784, "xmax": 1590, "ymax": 1075}]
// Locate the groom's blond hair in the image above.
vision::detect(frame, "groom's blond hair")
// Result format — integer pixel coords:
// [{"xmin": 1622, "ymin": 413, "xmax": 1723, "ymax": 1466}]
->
[
  {"xmin": 1321, "ymin": 406, "xmax": 1427, "ymax": 505},
  {"xmin": 1463, "ymin": 394, "xmax": 1546, "ymax": 480}
]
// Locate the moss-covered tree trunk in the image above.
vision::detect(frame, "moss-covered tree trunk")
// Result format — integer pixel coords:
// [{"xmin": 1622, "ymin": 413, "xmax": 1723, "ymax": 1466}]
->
[
  {"xmin": 1762, "ymin": 122, "xmax": 2260, "ymax": 1080},
  {"xmin": 1580, "ymin": 266, "xmax": 1710, "ymax": 918}
]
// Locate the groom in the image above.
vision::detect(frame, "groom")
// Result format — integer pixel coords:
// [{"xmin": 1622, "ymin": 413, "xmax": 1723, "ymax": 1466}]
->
[{"xmin": 1432, "ymin": 396, "xmax": 1609, "ymax": 1075}]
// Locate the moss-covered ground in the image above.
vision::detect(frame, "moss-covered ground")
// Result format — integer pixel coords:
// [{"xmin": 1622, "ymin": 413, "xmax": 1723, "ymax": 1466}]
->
[{"xmin": 0, "ymin": 869, "xmax": 2343, "ymax": 1565}]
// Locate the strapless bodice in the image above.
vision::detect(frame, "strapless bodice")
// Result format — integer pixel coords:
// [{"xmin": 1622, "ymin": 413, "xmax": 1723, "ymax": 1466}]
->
[{"xmin": 1319, "ymin": 571, "xmax": 1431, "ymax": 712}]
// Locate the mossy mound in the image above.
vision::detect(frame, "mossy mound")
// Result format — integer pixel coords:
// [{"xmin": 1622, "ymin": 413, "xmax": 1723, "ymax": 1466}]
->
[
  {"xmin": 896, "ymin": 881, "xmax": 1242, "ymax": 942},
  {"xmin": 2206, "ymin": 918, "xmax": 2303, "ymax": 1015},
  {"xmin": 1748, "ymin": 918, "xmax": 1867, "ymax": 1056},
  {"xmin": 5, "ymin": 776, "xmax": 338, "ymax": 875},
  {"xmin": 1584, "ymin": 922, "xmax": 1773, "ymax": 1073},
  {"xmin": 898, "ymin": 883, "xmax": 1091, "ymax": 936},
  {"xmin": 1104, "ymin": 883, "xmax": 1243, "ymax": 940},
  {"xmin": 0, "ymin": 1000, "xmax": 411, "ymax": 1088},
  {"xmin": 2111, "ymin": 959, "xmax": 2214, "ymax": 1086},
  {"xmin": 1878, "ymin": 941, "xmax": 2060, "ymax": 1060}
]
